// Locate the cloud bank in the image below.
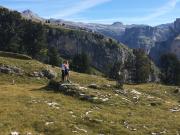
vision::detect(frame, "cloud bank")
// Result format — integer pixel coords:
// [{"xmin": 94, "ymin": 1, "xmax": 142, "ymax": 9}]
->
[
  {"xmin": 52, "ymin": 0, "xmax": 111, "ymax": 18},
  {"xmin": 63, "ymin": 0, "xmax": 180, "ymax": 25}
]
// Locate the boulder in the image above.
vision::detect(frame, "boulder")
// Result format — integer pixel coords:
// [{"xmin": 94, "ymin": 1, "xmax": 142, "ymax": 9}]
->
[
  {"xmin": 48, "ymin": 80, "xmax": 104, "ymax": 103},
  {"xmin": 174, "ymin": 88, "xmax": 180, "ymax": 94},
  {"xmin": 42, "ymin": 69, "xmax": 57, "ymax": 79},
  {"xmin": 11, "ymin": 131, "xmax": 19, "ymax": 135},
  {"xmin": 29, "ymin": 71, "xmax": 44, "ymax": 78},
  {"xmin": 0, "ymin": 64, "xmax": 24, "ymax": 75},
  {"xmin": 88, "ymin": 84, "xmax": 100, "ymax": 89},
  {"xmin": 114, "ymin": 89, "xmax": 128, "ymax": 95},
  {"xmin": 130, "ymin": 89, "xmax": 142, "ymax": 95},
  {"xmin": 0, "ymin": 66, "xmax": 12, "ymax": 74}
]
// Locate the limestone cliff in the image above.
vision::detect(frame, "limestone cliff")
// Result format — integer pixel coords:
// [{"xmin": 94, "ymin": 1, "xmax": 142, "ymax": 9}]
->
[{"xmin": 47, "ymin": 28, "xmax": 134, "ymax": 73}]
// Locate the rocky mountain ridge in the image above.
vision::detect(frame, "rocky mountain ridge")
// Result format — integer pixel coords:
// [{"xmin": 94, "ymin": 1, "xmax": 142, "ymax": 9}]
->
[
  {"xmin": 21, "ymin": 9, "xmax": 44, "ymax": 22},
  {"xmin": 150, "ymin": 18, "xmax": 180, "ymax": 63},
  {"xmin": 20, "ymin": 9, "xmax": 179, "ymax": 61}
]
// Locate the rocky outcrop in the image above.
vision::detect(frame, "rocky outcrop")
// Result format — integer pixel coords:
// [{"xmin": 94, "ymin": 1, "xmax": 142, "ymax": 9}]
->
[
  {"xmin": 0, "ymin": 64, "xmax": 24, "ymax": 75},
  {"xmin": 47, "ymin": 28, "xmax": 134, "ymax": 74},
  {"xmin": 29, "ymin": 69, "xmax": 57, "ymax": 79},
  {"xmin": 174, "ymin": 87, "xmax": 180, "ymax": 94},
  {"xmin": 21, "ymin": 9, "xmax": 179, "ymax": 61},
  {"xmin": 42, "ymin": 69, "xmax": 57, "ymax": 79},
  {"xmin": 21, "ymin": 9, "xmax": 44, "ymax": 22},
  {"xmin": 170, "ymin": 35, "xmax": 180, "ymax": 60},
  {"xmin": 121, "ymin": 25, "xmax": 173, "ymax": 54},
  {"xmin": 174, "ymin": 18, "xmax": 180, "ymax": 33},
  {"xmin": 47, "ymin": 27, "xmax": 159, "ymax": 83},
  {"xmin": 149, "ymin": 19, "xmax": 180, "ymax": 63},
  {"xmin": 48, "ymin": 80, "xmax": 110, "ymax": 103},
  {"xmin": 46, "ymin": 17, "xmax": 173, "ymax": 55}
]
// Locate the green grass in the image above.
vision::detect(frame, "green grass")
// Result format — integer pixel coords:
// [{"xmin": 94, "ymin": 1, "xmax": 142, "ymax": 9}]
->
[{"xmin": 0, "ymin": 56, "xmax": 180, "ymax": 135}]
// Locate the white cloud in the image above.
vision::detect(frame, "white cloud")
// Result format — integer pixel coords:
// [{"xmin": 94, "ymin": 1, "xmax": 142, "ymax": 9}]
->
[
  {"xmin": 16, "ymin": 0, "xmax": 42, "ymax": 1},
  {"xmin": 0, "ymin": 0, "xmax": 43, "ymax": 3},
  {"xmin": 67, "ymin": 0, "xmax": 180, "ymax": 25},
  {"xmin": 137, "ymin": 0, "xmax": 180, "ymax": 21},
  {"xmin": 51, "ymin": 0, "xmax": 111, "ymax": 18}
]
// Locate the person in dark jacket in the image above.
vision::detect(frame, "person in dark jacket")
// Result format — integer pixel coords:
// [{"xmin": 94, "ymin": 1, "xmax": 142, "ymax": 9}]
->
[
  {"xmin": 64, "ymin": 60, "xmax": 70, "ymax": 82},
  {"xmin": 61, "ymin": 61, "xmax": 66, "ymax": 82}
]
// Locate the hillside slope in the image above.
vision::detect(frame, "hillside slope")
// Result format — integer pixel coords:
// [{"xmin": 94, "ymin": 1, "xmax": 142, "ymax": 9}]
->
[{"xmin": 0, "ymin": 55, "xmax": 180, "ymax": 135}]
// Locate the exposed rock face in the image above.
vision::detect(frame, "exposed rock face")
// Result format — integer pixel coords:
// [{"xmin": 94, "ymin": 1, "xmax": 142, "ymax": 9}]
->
[
  {"xmin": 121, "ymin": 26, "xmax": 155, "ymax": 53},
  {"xmin": 0, "ymin": 64, "xmax": 24, "ymax": 75},
  {"xmin": 29, "ymin": 69, "xmax": 57, "ymax": 79},
  {"xmin": 47, "ymin": 28, "xmax": 134, "ymax": 73},
  {"xmin": 29, "ymin": 71, "xmax": 44, "ymax": 78},
  {"xmin": 47, "ymin": 18, "xmax": 173, "ymax": 55},
  {"xmin": 42, "ymin": 69, "xmax": 57, "ymax": 79},
  {"xmin": 47, "ymin": 18, "xmax": 179, "ymax": 62},
  {"xmin": 46, "ymin": 28, "xmax": 159, "ymax": 83},
  {"xmin": 170, "ymin": 36, "xmax": 180, "ymax": 60},
  {"xmin": 21, "ymin": 10, "xmax": 44, "ymax": 22},
  {"xmin": 150, "ymin": 19, "xmax": 180, "ymax": 63},
  {"xmin": 174, "ymin": 18, "xmax": 180, "ymax": 33},
  {"xmin": 121, "ymin": 25, "xmax": 172, "ymax": 53},
  {"xmin": 48, "ymin": 80, "xmax": 110, "ymax": 103},
  {"xmin": 21, "ymin": 9, "xmax": 179, "ymax": 61}
]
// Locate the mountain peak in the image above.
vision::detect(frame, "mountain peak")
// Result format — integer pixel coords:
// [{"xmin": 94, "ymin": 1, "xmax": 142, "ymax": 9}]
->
[
  {"xmin": 22, "ymin": 9, "xmax": 38, "ymax": 17},
  {"xmin": 22, "ymin": 9, "xmax": 33, "ymax": 14},
  {"xmin": 21, "ymin": 9, "xmax": 44, "ymax": 21},
  {"xmin": 111, "ymin": 22, "xmax": 123, "ymax": 26}
]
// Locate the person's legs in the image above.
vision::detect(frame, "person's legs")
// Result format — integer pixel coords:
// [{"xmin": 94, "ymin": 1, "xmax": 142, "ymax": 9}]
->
[
  {"xmin": 64, "ymin": 75, "xmax": 67, "ymax": 82},
  {"xmin": 66, "ymin": 71, "xmax": 71, "ymax": 83},
  {"xmin": 61, "ymin": 70, "xmax": 65, "ymax": 82}
]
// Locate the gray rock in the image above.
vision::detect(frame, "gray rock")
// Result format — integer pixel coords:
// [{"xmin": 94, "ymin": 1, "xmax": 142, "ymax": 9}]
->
[
  {"xmin": 48, "ymin": 81, "xmax": 104, "ymax": 103},
  {"xmin": 88, "ymin": 84, "xmax": 100, "ymax": 89},
  {"xmin": 30, "ymin": 71, "xmax": 44, "ymax": 78},
  {"xmin": 0, "ymin": 64, "xmax": 24, "ymax": 75},
  {"xmin": 42, "ymin": 69, "xmax": 57, "ymax": 79},
  {"xmin": 174, "ymin": 88, "xmax": 180, "ymax": 94},
  {"xmin": 11, "ymin": 131, "xmax": 19, "ymax": 135},
  {"xmin": 114, "ymin": 89, "xmax": 127, "ymax": 95}
]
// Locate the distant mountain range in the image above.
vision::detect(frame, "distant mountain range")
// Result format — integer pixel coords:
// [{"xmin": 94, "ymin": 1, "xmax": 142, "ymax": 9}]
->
[{"xmin": 17, "ymin": 9, "xmax": 180, "ymax": 62}]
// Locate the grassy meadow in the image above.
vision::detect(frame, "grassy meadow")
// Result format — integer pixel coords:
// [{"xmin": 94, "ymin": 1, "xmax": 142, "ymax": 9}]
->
[{"xmin": 0, "ymin": 56, "xmax": 179, "ymax": 135}]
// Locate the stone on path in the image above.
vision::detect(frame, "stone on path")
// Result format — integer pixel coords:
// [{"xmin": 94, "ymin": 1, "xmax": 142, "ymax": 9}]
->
[
  {"xmin": 11, "ymin": 131, "xmax": 19, "ymax": 135},
  {"xmin": 74, "ymin": 126, "xmax": 87, "ymax": 133},
  {"xmin": 88, "ymin": 83, "xmax": 100, "ymax": 89},
  {"xmin": 131, "ymin": 89, "xmax": 142, "ymax": 95},
  {"xmin": 45, "ymin": 122, "xmax": 54, "ymax": 126}
]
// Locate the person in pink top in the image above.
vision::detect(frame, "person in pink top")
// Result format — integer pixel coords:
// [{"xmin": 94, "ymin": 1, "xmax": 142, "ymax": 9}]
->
[
  {"xmin": 64, "ymin": 60, "xmax": 70, "ymax": 83},
  {"xmin": 61, "ymin": 61, "xmax": 66, "ymax": 82}
]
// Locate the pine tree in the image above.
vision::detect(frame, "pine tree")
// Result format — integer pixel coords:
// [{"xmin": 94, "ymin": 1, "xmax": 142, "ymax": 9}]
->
[{"xmin": 160, "ymin": 53, "xmax": 180, "ymax": 85}]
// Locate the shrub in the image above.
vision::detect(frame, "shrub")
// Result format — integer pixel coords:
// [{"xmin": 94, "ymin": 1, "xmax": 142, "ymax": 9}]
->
[
  {"xmin": 133, "ymin": 49, "xmax": 151, "ymax": 83},
  {"xmin": 160, "ymin": 53, "xmax": 180, "ymax": 85},
  {"xmin": 71, "ymin": 53, "xmax": 91, "ymax": 73}
]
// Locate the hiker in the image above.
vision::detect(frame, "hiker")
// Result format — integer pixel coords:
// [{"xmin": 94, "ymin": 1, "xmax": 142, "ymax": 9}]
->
[
  {"xmin": 61, "ymin": 61, "xmax": 66, "ymax": 82},
  {"xmin": 64, "ymin": 60, "xmax": 70, "ymax": 82}
]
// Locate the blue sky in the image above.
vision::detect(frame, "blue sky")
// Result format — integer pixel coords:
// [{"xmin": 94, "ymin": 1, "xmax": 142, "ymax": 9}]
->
[{"xmin": 0, "ymin": 0, "xmax": 180, "ymax": 26}]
